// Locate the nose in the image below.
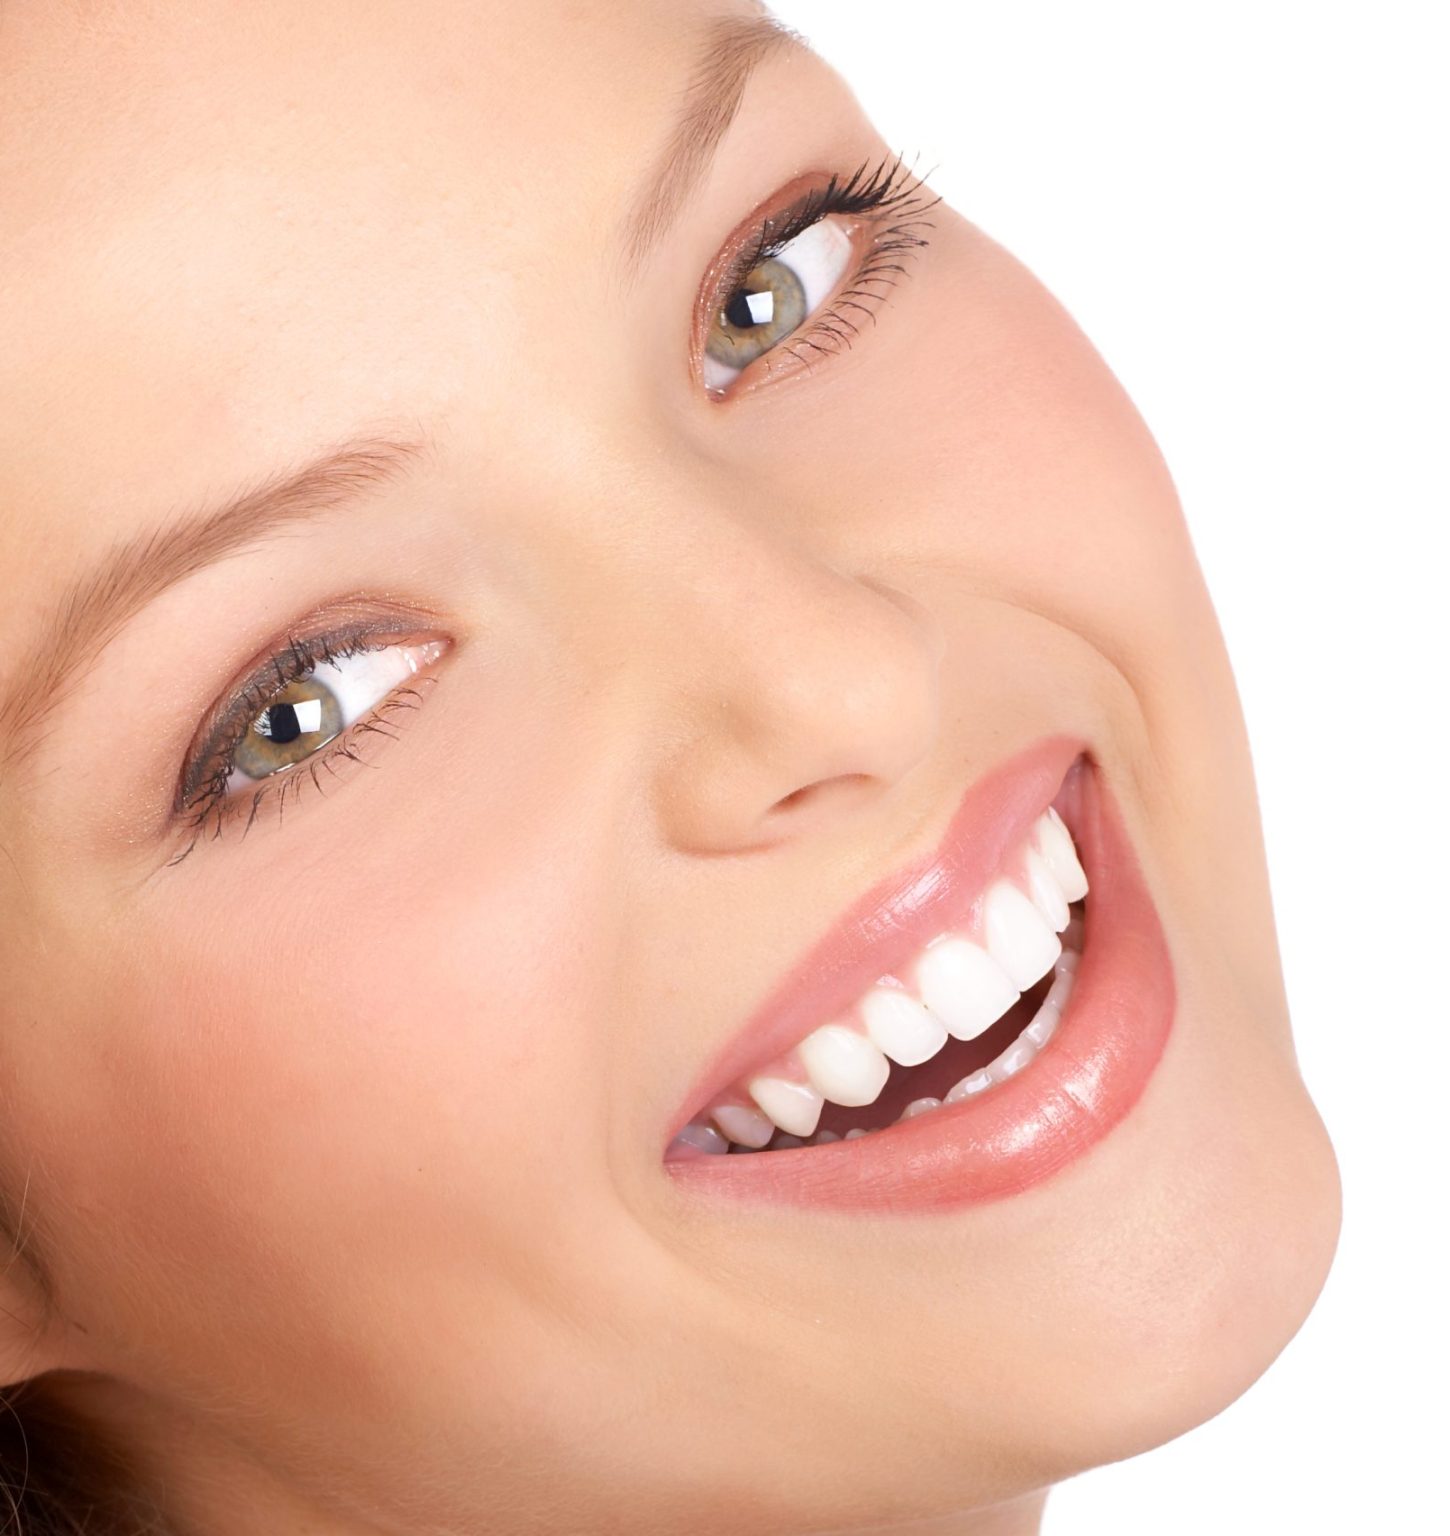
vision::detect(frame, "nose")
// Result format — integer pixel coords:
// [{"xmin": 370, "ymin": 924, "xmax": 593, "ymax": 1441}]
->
[{"xmin": 651, "ymin": 530, "xmax": 944, "ymax": 854}]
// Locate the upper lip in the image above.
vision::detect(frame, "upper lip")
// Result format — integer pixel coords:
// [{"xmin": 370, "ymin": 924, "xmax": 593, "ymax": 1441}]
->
[{"xmin": 664, "ymin": 733, "xmax": 1088, "ymax": 1143}]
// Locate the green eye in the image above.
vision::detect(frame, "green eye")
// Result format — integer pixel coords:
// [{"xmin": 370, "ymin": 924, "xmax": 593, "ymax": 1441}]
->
[
  {"xmin": 703, "ymin": 217, "xmax": 855, "ymax": 392},
  {"xmin": 232, "ymin": 677, "xmax": 345, "ymax": 780},
  {"xmin": 706, "ymin": 256, "xmax": 809, "ymax": 371}
]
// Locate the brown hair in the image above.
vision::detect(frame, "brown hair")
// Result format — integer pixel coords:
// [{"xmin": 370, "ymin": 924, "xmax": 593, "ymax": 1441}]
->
[
  {"xmin": 0, "ymin": 1380, "xmax": 169, "ymax": 1533},
  {"xmin": 0, "ymin": 1193, "xmax": 169, "ymax": 1531}
]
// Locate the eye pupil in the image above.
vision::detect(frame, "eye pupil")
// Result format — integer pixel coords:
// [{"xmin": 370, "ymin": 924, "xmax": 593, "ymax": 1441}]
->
[
  {"xmin": 234, "ymin": 681, "xmax": 342, "ymax": 780},
  {"xmin": 263, "ymin": 703, "xmax": 302, "ymax": 744},
  {"xmin": 724, "ymin": 287, "xmax": 766, "ymax": 329},
  {"xmin": 705, "ymin": 256, "xmax": 808, "ymax": 376}
]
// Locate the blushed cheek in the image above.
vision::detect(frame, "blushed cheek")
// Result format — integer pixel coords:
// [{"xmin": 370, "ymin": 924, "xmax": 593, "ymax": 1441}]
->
[{"xmin": 13, "ymin": 788, "xmax": 619, "ymax": 1388}]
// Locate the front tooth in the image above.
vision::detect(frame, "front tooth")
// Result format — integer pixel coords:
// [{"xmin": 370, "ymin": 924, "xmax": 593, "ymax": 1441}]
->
[
  {"xmin": 1024, "ymin": 847, "xmax": 1070, "ymax": 932},
  {"xmin": 747, "ymin": 1075, "xmax": 824, "ymax": 1137},
  {"xmin": 797, "ymin": 1024, "xmax": 891, "ymax": 1107},
  {"xmin": 900, "ymin": 1096, "xmax": 942, "ymax": 1120},
  {"xmin": 1038, "ymin": 808, "xmax": 1089, "ymax": 902},
  {"xmin": 859, "ymin": 986, "xmax": 949, "ymax": 1066},
  {"xmin": 915, "ymin": 934, "xmax": 1019, "ymax": 1040},
  {"xmin": 710, "ymin": 1103, "xmax": 775, "ymax": 1149},
  {"xmin": 983, "ymin": 879, "xmax": 1061, "ymax": 989}
]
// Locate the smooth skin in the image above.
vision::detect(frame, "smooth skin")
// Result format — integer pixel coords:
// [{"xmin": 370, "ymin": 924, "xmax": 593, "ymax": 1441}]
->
[{"xmin": 0, "ymin": 1, "xmax": 1339, "ymax": 1532}]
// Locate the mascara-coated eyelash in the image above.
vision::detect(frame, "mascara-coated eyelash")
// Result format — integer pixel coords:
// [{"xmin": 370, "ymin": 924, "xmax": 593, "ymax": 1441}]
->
[
  {"xmin": 698, "ymin": 149, "xmax": 942, "ymax": 396},
  {"xmin": 170, "ymin": 619, "xmax": 447, "ymax": 866}
]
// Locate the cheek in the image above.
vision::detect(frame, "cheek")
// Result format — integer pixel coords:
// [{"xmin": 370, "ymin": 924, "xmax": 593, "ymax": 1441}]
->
[
  {"xmin": 909, "ymin": 229, "xmax": 1214, "ymax": 660},
  {"xmin": 20, "ymin": 777, "xmax": 623, "ymax": 1381},
  {"xmin": 743, "ymin": 211, "xmax": 1229, "ymax": 731}
]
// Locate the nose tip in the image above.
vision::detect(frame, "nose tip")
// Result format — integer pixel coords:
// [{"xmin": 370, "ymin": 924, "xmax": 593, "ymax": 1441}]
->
[{"xmin": 654, "ymin": 571, "xmax": 943, "ymax": 854}]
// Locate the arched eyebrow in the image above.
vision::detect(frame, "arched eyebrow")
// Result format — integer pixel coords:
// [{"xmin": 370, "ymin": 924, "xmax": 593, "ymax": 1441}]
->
[
  {"xmin": 0, "ymin": 431, "xmax": 431, "ymax": 772},
  {"xmin": 0, "ymin": 14, "xmax": 812, "ymax": 774},
  {"xmin": 616, "ymin": 8, "xmax": 811, "ymax": 279}
]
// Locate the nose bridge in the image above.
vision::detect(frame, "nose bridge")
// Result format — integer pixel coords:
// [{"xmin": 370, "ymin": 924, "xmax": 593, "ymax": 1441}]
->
[{"xmin": 626, "ymin": 488, "xmax": 944, "ymax": 852}]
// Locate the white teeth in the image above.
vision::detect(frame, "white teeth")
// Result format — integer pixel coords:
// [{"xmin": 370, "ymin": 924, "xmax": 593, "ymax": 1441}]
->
[
  {"xmin": 983, "ymin": 879, "xmax": 1061, "ymax": 990},
  {"xmin": 944, "ymin": 950, "xmax": 1078, "ymax": 1102},
  {"xmin": 710, "ymin": 1103, "xmax": 776, "ymax": 1149},
  {"xmin": 797, "ymin": 1023, "xmax": 891, "ymax": 1107},
  {"xmin": 989, "ymin": 1038, "xmax": 1036, "ymax": 1082},
  {"xmin": 859, "ymin": 986, "xmax": 949, "ymax": 1066},
  {"xmin": 914, "ymin": 935, "xmax": 1020, "ymax": 1041},
  {"xmin": 1024, "ymin": 1002, "xmax": 1060, "ymax": 1048},
  {"xmin": 1024, "ymin": 968, "xmax": 1073, "ymax": 1047},
  {"xmin": 747, "ymin": 1074, "xmax": 824, "ymax": 1137},
  {"xmin": 1038, "ymin": 808, "xmax": 1089, "ymax": 902},
  {"xmin": 945, "ymin": 1070, "xmax": 994, "ymax": 1102},
  {"xmin": 671, "ymin": 1121, "xmax": 731, "ymax": 1155},
  {"xmin": 692, "ymin": 807, "xmax": 1090, "ymax": 1154},
  {"xmin": 1024, "ymin": 847, "xmax": 1070, "ymax": 932}
]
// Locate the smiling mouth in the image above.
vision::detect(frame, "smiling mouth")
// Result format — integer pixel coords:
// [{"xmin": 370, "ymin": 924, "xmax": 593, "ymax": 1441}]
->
[
  {"xmin": 670, "ymin": 808, "xmax": 1088, "ymax": 1154},
  {"xmin": 662, "ymin": 738, "xmax": 1176, "ymax": 1211}
]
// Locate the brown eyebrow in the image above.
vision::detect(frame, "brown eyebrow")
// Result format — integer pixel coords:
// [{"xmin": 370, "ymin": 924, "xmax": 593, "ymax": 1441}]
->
[
  {"xmin": 617, "ymin": 8, "xmax": 811, "ymax": 278},
  {"xmin": 0, "ymin": 14, "xmax": 805, "ymax": 771},
  {"xmin": 0, "ymin": 430, "xmax": 430, "ymax": 771}
]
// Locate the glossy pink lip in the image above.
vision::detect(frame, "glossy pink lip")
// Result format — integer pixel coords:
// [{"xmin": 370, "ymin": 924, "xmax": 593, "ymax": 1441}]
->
[{"xmin": 662, "ymin": 735, "xmax": 1175, "ymax": 1211}]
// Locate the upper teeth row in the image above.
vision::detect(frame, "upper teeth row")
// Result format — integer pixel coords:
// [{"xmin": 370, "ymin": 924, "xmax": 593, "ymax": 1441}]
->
[{"xmin": 682, "ymin": 807, "xmax": 1088, "ymax": 1151}]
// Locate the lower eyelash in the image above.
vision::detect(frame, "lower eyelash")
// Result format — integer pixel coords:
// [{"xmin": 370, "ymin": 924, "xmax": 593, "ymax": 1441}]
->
[
  {"xmin": 764, "ymin": 203, "xmax": 938, "ymax": 381},
  {"xmin": 166, "ymin": 679, "xmax": 433, "ymax": 867}
]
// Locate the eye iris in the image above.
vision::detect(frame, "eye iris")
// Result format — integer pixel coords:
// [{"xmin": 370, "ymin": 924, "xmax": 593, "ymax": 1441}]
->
[
  {"xmin": 705, "ymin": 256, "xmax": 807, "ymax": 369},
  {"xmin": 233, "ymin": 677, "xmax": 344, "ymax": 781}
]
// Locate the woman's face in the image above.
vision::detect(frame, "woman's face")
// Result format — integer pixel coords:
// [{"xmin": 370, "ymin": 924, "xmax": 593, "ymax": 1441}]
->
[{"xmin": 0, "ymin": 1, "xmax": 1338, "ymax": 1531}]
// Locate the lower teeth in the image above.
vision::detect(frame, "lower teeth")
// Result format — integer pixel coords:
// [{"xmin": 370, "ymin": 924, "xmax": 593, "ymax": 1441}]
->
[{"xmin": 724, "ymin": 906, "xmax": 1084, "ymax": 1153}]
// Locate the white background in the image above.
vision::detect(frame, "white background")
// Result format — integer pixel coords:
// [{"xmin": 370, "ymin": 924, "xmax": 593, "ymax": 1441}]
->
[{"xmin": 769, "ymin": 2, "xmax": 1446, "ymax": 1532}]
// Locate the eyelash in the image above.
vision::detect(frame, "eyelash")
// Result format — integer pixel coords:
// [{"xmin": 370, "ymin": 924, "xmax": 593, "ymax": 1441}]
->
[
  {"xmin": 169, "ymin": 625, "xmax": 439, "ymax": 866},
  {"xmin": 703, "ymin": 148, "xmax": 942, "ymax": 391}
]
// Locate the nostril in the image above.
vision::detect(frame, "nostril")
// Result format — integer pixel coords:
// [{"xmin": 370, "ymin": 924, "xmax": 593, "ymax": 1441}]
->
[
  {"xmin": 773, "ymin": 784, "xmax": 815, "ymax": 813},
  {"xmin": 770, "ymin": 774, "xmax": 872, "ymax": 817}
]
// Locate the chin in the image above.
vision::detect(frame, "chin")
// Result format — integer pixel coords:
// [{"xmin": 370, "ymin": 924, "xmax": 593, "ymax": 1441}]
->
[{"xmin": 1010, "ymin": 997, "xmax": 1342, "ymax": 1489}]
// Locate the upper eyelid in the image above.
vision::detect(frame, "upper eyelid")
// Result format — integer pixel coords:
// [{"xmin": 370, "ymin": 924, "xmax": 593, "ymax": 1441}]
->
[{"xmin": 176, "ymin": 603, "xmax": 444, "ymax": 809}]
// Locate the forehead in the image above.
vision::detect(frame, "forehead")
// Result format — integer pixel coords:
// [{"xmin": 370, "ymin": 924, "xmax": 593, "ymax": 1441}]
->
[{"xmin": 0, "ymin": 0, "xmax": 718, "ymax": 584}]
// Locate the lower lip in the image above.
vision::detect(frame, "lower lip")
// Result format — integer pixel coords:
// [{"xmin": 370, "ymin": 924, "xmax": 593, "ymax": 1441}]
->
[{"xmin": 664, "ymin": 756, "xmax": 1175, "ymax": 1212}]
